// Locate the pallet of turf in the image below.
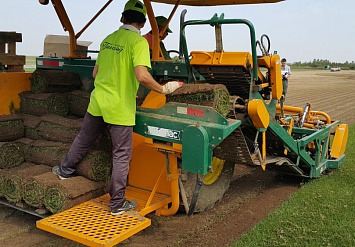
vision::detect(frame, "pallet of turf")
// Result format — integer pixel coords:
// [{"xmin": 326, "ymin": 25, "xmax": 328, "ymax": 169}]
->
[
  {"xmin": 1, "ymin": 163, "xmax": 50, "ymax": 203},
  {"xmin": 166, "ymin": 84, "xmax": 232, "ymax": 117},
  {"xmin": 38, "ymin": 115, "xmax": 82, "ymax": 143},
  {"xmin": 26, "ymin": 140, "xmax": 70, "ymax": 167},
  {"xmin": 68, "ymin": 90, "xmax": 90, "ymax": 117},
  {"xmin": 30, "ymin": 172, "xmax": 106, "ymax": 213},
  {"xmin": 20, "ymin": 114, "xmax": 42, "ymax": 140},
  {"xmin": 30, "ymin": 69, "xmax": 82, "ymax": 94},
  {"xmin": 75, "ymin": 150, "xmax": 112, "ymax": 181},
  {"xmin": 19, "ymin": 92, "xmax": 68, "ymax": 117},
  {"xmin": 0, "ymin": 114, "xmax": 24, "ymax": 141},
  {"xmin": 0, "ymin": 142, "xmax": 24, "ymax": 169}
]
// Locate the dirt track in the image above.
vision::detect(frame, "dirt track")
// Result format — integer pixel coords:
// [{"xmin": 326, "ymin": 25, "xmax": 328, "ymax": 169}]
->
[{"xmin": 0, "ymin": 70, "xmax": 354, "ymax": 247}]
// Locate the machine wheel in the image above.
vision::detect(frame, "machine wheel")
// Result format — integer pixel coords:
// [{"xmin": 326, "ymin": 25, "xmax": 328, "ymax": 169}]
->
[{"xmin": 180, "ymin": 157, "xmax": 234, "ymax": 212}]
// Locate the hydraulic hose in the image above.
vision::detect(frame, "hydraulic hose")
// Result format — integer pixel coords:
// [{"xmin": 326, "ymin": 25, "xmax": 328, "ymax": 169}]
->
[{"xmin": 187, "ymin": 174, "xmax": 205, "ymax": 216}]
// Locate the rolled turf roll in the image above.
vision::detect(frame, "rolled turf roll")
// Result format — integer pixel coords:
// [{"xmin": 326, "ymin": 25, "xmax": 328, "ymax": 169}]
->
[
  {"xmin": 14, "ymin": 138, "xmax": 34, "ymax": 162},
  {"xmin": 26, "ymin": 140, "xmax": 70, "ymax": 167},
  {"xmin": 2, "ymin": 163, "xmax": 50, "ymax": 203},
  {"xmin": 166, "ymin": 84, "xmax": 232, "ymax": 117},
  {"xmin": 0, "ymin": 175, "xmax": 4, "ymax": 197},
  {"xmin": 39, "ymin": 172, "xmax": 106, "ymax": 213},
  {"xmin": 75, "ymin": 150, "xmax": 112, "ymax": 181},
  {"xmin": 30, "ymin": 69, "xmax": 82, "ymax": 94},
  {"xmin": 0, "ymin": 114, "xmax": 24, "ymax": 142},
  {"xmin": 0, "ymin": 142, "xmax": 24, "ymax": 169},
  {"xmin": 19, "ymin": 92, "xmax": 69, "ymax": 117},
  {"xmin": 68, "ymin": 90, "xmax": 90, "ymax": 117},
  {"xmin": 20, "ymin": 114, "xmax": 42, "ymax": 140},
  {"xmin": 38, "ymin": 115, "xmax": 82, "ymax": 143}
]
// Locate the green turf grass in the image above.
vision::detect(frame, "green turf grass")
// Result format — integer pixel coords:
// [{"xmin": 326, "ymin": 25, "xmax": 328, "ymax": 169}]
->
[{"xmin": 233, "ymin": 124, "xmax": 355, "ymax": 247}]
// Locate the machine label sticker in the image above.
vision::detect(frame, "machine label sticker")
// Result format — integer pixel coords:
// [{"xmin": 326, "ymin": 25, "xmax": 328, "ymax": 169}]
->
[
  {"xmin": 177, "ymin": 107, "xmax": 204, "ymax": 117},
  {"xmin": 147, "ymin": 126, "xmax": 181, "ymax": 140}
]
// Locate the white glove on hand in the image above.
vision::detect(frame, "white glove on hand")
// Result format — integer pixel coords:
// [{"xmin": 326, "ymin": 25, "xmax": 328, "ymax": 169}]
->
[{"xmin": 161, "ymin": 81, "xmax": 182, "ymax": 94}]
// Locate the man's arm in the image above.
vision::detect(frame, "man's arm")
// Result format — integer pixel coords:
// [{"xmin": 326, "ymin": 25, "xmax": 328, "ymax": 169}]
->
[
  {"xmin": 92, "ymin": 64, "xmax": 99, "ymax": 78},
  {"xmin": 286, "ymin": 66, "xmax": 291, "ymax": 79},
  {"xmin": 134, "ymin": 65, "xmax": 183, "ymax": 94},
  {"xmin": 134, "ymin": 65, "xmax": 163, "ymax": 93}
]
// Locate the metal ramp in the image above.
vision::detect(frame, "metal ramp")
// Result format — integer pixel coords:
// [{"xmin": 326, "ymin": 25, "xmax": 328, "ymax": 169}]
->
[{"xmin": 37, "ymin": 186, "xmax": 171, "ymax": 247}]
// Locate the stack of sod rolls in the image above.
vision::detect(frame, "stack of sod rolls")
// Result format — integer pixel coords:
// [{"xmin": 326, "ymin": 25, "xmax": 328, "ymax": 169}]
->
[
  {"xmin": 0, "ymin": 163, "xmax": 50, "ymax": 203},
  {"xmin": 37, "ymin": 115, "xmax": 82, "ymax": 143},
  {"xmin": 24, "ymin": 172, "xmax": 106, "ymax": 213},
  {"xmin": 20, "ymin": 114, "xmax": 42, "ymax": 140},
  {"xmin": 0, "ymin": 115, "xmax": 24, "ymax": 142},
  {"xmin": 0, "ymin": 142, "xmax": 24, "ymax": 169},
  {"xmin": 68, "ymin": 90, "xmax": 90, "ymax": 117},
  {"xmin": 19, "ymin": 92, "xmax": 69, "ymax": 117},
  {"xmin": 30, "ymin": 69, "xmax": 82, "ymax": 94}
]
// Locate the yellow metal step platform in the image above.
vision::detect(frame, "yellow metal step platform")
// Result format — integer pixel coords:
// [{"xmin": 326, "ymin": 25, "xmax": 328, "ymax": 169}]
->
[{"xmin": 37, "ymin": 186, "xmax": 171, "ymax": 247}]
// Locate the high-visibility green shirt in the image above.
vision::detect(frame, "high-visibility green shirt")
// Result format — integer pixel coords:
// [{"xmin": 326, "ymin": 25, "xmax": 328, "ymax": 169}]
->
[{"xmin": 87, "ymin": 26, "xmax": 151, "ymax": 126}]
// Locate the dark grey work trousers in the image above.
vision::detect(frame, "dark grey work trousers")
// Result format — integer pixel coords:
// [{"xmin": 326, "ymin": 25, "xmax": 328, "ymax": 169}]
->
[
  {"xmin": 60, "ymin": 112, "xmax": 133, "ymax": 210},
  {"xmin": 282, "ymin": 78, "xmax": 288, "ymax": 98}
]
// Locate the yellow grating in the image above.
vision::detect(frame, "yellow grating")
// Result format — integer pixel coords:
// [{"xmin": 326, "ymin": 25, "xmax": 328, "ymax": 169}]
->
[
  {"xmin": 91, "ymin": 186, "xmax": 170, "ymax": 213},
  {"xmin": 36, "ymin": 186, "xmax": 171, "ymax": 246},
  {"xmin": 37, "ymin": 201, "xmax": 151, "ymax": 247}
]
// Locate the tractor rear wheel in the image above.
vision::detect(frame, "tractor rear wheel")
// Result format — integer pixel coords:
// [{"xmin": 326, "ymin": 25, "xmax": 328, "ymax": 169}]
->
[{"xmin": 180, "ymin": 157, "xmax": 235, "ymax": 212}]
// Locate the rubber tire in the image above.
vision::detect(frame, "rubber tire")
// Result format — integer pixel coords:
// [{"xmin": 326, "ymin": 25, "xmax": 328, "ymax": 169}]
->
[{"xmin": 180, "ymin": 161, "xmax": 234, "ymax": 212}]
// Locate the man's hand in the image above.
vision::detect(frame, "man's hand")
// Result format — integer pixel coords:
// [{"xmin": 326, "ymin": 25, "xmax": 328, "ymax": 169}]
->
[{"xmin": 161, "ymin": 81, "xmax": 183, "ymax": 94}]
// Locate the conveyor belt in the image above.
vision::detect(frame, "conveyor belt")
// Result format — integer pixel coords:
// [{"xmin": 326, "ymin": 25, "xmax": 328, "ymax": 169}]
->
[
  {"xmin": 193, "ymin": 65, "xmax": 252, "ymax": 99},
  {"xmin": 214, "ymin": 127, "xmax": 255, "ymax": 165}
]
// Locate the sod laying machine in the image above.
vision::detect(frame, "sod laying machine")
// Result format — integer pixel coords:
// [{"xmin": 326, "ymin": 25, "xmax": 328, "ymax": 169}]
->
[{"xmin": 0, "ymin": 0, "xmax": 349, "ymax": 246}]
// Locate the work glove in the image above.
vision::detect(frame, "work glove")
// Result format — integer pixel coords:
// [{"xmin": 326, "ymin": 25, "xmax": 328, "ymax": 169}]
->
[{"xmin": 161, "ymin": 81, "xmax": 183, "ymax": 94}]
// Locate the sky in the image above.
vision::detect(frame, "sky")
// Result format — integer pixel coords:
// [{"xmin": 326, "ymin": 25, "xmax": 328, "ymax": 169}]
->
[{"xmin": 2, "ymin": 0, "xmax": 355, "ymax": 63}]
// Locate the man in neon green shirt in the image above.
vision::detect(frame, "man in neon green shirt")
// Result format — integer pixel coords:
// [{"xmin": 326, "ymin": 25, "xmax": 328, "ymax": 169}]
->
[{"xmin": 52, "ymin": 0, "xmax": 182, "ymax": 215}]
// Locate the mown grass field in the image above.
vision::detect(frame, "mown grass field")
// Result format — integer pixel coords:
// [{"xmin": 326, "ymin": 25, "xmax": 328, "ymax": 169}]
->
[{"xmin": 233, "ymin": 125, "xmax": 355, "ymax": 247}]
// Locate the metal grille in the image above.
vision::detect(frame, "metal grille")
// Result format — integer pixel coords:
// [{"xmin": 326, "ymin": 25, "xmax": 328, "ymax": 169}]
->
[
  {"xmin": 214, "ymin": 127, "xmax": 255, "ymax": 165},
  {"xmin": 193, "ymin": 65, "xmax": 252, "ymax": 99},
  {"xmin": 91, "ymin": 186, "xmax": 170, "ymax": 212},
  {"xmin": 36, "ymin": 185, "xmax": 173, "ymax": 247},
  {"xmin": 38, "ymin": 201, "xmax": 149, "ymax": 245}
]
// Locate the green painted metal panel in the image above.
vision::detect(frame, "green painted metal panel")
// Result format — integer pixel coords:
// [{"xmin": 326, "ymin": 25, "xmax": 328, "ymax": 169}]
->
[
  {"xmin": 150, "ymin": 61, "xmax": 189, "ymax": 82},
  {"xmin": 135, "ymin": 103, "xmax": 241, "ymax": 146},
  {"xmin": 36, "ymin": 57, "xmax": 65, "ymax": 70},
  {"xmin": 182, "ymin": 125, "xmax": 210, "ymax": 174},
  {"xmin": 326, "ymin": 155, "xmax": 345, "ymax": 169}
]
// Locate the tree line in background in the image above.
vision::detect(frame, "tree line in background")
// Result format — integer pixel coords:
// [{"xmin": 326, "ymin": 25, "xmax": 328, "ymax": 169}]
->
[{"xmin": 291, "ymin": 59, "xmax": 355, "ymax": 70}]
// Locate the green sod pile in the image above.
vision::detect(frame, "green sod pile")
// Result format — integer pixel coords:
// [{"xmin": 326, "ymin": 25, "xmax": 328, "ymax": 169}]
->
[
  {"xmin": 1, "ymin": 163, "xmax": 50, "ymax": 203},
  {"xmin": 68, "ymin": 90, "xmax": 90, "ymax": 117},
  {"xmin": 20, "ymin": 114, "xmax": 42, "ymax": 140},
  {"xmin": 39, "ymin": 172, "xmax": 106, "ymax": 213},
  {"xmin": 166, "ymin": 84, "xmax": 232, "ymax": 117},
  {"xmin": 30, "ymin": 69, "xmax": 82, "ymax": 94},
  {"xmin": 25, "ymin": 140, "xmax": 70, "ymax": 167},
  {"xmin": 0, "ymin": 115, "xmax": 24, "ymax": 141},
  {"xmin": 0, "ymin": 175, "xmax": 4, "ymax": 197},
  {"xmin": 0, "ymin": 142, "xmax": 24, "ymax": 169},
  {"xmin": 19, "ymin": 92, "xmax": 69, "ymax": 117},
  {"xmin": 23, "ymin": 177, "xmax": 45, "ymax": 208},
  {"xmin": 75, "ymin": 150, "xmax": 112, "ymax": 181},
  {"xmin": 37, "ymin": 115, "xmax": 82, "ymax": 143}
]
